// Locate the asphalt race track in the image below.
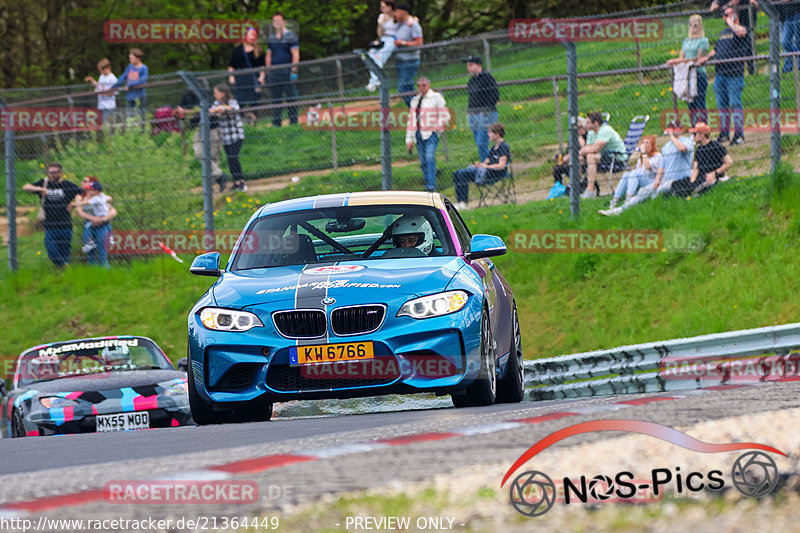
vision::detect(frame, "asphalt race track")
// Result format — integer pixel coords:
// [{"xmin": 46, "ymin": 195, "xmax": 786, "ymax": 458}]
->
[{"xmin": 1, "ymin": 379, "xmax": 798, "ymax": 531}]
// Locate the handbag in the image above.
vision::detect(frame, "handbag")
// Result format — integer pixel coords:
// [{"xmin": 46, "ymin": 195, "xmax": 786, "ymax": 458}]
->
[{"xmin": 36, "ymin": 178, "xmax": 48, "ymax": 226}]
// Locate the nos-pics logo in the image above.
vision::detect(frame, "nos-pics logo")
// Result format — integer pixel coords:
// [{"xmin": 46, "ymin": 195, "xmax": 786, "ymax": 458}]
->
[{"xmin": 501, "ymin": 419, "xmax": 785, "ymax": 517}]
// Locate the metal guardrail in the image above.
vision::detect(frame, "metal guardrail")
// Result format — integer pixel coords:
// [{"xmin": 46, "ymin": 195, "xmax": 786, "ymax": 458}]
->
[{"xmin": 523, "ymin": 323, "xmax": 800, "ymax": 400}]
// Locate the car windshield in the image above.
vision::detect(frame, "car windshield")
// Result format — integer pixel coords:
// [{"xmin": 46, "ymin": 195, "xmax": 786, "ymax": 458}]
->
[
  {"xmin": 15, "ymin": 337, "xmax": 173, "ymax": 388},
  {"xmin": 231, "ymin": 205, "xmax": 456, "ymax": 271}
]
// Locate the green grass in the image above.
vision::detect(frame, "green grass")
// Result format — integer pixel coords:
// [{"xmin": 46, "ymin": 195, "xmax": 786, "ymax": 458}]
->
[{"xmin": 2, "ymin": 165, "xmax": 800, "ymax": 366}]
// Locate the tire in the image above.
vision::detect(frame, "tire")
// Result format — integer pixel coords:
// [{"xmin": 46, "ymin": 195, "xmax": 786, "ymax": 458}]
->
[
  {"xmin": 452, "ymin": 308, "xmax": 497, "ymax": 407},
  {"xmin": 496, "ymin": 302, "xmax": 525, "ymax": 403},
  {"xmin": 188, "ymin": 361, "xmax": 273, "ymax": 425},
  {"xmin": 228, "ymin": 394, "xmax": 273, "ymax": 423},
  {"xmin": 11, "ymin": 409, "xmax": 26, "ymax": 438},
  {"xmin": 187, "ymin": 363, "xmax": 227, "ymax": 425}
]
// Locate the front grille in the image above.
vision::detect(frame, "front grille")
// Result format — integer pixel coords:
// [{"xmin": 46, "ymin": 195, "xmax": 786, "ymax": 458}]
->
[
  {"xmin": 266, "ymin": 364, "xmax": 397, "ymax": 392},
  {"xmin": 331, "ymin": 305, "xmax": 385, "ymax": 335},
  {"xmin": 273, "ymin": 310, "xmax": 327, "ymax": 338},
  {"xmin": 209, "ymin": 364, "xmax": 259, "ymax": 391}
]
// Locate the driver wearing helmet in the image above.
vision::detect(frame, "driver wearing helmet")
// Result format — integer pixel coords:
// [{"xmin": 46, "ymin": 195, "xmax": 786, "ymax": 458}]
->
[
  {"xmin": 101, "ymin": 345, "xmax": 132, "ymax": 367},
  {"xmin": 391, "ymin": 215, "xmax": 433, "ymax": 255}
]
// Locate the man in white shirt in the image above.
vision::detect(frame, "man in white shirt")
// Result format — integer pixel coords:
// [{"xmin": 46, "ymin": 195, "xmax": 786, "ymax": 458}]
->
[{"xmin": 405, "ymin": 77, "xmax": 450, "ymax": 192}]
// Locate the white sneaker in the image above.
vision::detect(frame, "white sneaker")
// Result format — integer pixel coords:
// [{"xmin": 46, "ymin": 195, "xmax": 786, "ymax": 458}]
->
[
  {"xmin": 599, "ymin": 206, "xmax": 623, "ymax": 216},
  {"xmin": 82, "ymin": 240, "xmax": 97, "ymax": 253},
  {"xmin": 366, "ymin": 83, "xmax": 378, "ymax": 92},
  {"xmin": 454, "ymin": 201, "xmax": 468, "ymax": 210},
  {"xmin": 580, "ymin": 188, "xmax": 597, "ymax": 199},
  {"xmin": 608, "ymin": 198, "xmax": 618, "ymax": 209}
]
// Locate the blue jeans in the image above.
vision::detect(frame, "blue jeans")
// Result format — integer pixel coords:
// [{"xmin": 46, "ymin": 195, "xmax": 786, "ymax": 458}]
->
[
  {"xmin": 125, "ymin": 96, "xmax": 146, "ymax": 125},
  {"xmin": 713, "ymin": 75, "xmax": 744, "ymax": 136},
  {"xmin": 416, "ymin": 131, "xmax": 439, "ymax": 191},
  {"xmin": 614, "ymin": 169, "xmax": 654, "ymax": 200},
  {"xmin": 84, "ymin": 222, "xmax": 111, "ymax": 268},
  {"xmin": 783, "ymin": 14, "xmax": 800, "ymax": 72},
  {"xmin": 267, "ymin": 70, "xmax": 299, "ymax": 127},
  {"xmin": 44, "ymin": 227, "xmax": 73, "ymax": 267},
  {"xmin": 396, "ymin": 58, "xmax": 420, "ymax": 106},
  {"xmin": 688, "ymin": 71, "xmax": 707, "ymax": 125},
  {"xmin": 367, "ymin": 36, "xmax": 396, "ymax": 86},
  {"xmin": 468, "ymin": 110, "xmax": 498, "ymax": 161},
  {"xmin": 453, "ymin": 166, "xmax": 493, "ymax": 203}
]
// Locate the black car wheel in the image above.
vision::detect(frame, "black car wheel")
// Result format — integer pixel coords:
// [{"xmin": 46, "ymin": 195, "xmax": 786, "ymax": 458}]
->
[
  {"xmin": 229, "ymin": 395, "xmax": 273, "ymax": 423},
  {"xmin": 11, "ymin": 409, "xmax": 26, "ymax": 438},
  {"xmin": 187, "ymin": 363, "xmax": 228, "ymax": 425},
  {"xmin": 188, "ymin": 359, "xmax": 273, "ymax": 425},
  {"xmin": 496, "ymin": 302, "xmax": 525, "ymax": 403},
  {"xmin": 452, "ymin": 308, "xmax": 497, "ymax": 407}
]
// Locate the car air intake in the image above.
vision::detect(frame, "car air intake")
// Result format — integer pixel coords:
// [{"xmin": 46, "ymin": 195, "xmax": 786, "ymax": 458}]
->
[
  {"xmin": 331, "ymin": 305, "xmax": 385, "ymax": 335},
  {"xmin": 208, "ymin": 364, "xmax": 259, "ymax": 391},
  {"xmin": 273, "ymin": 310, "xmax": 327, "ymax": 338}
]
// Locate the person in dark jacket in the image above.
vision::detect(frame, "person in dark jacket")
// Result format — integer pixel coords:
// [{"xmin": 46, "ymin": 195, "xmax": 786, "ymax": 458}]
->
[{"xmin": 464, "ymin": 56, "xmax": 499, "ymax": 162}]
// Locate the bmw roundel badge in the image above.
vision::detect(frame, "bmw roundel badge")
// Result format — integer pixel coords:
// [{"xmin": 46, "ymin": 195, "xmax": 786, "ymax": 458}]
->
[{"xmin": 321, "ymin": 297, "xmax": 336, "ymax": 305}]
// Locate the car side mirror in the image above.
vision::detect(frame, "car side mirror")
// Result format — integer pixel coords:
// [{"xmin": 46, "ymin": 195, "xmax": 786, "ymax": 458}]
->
[
  {"xmin": 190, "ymin": 252, "xmax": 221, "ymax": 277},
  {"xmin": 176, "ymin": 357, "xmax": 189, "ymax": 372},
  {"xmin": 466, "ymin": 234, "xmax": 507, "ymax": 260}
]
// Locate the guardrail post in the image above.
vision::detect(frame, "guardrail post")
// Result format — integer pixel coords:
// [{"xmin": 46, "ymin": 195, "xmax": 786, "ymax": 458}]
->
[
  {"xmin": 355, "ymin": 49, "xmax": 392, "ymax": 190},
  {"xmin": 328, "ymin": 101, "xmax": 338, "ymax": 171},
  {"xmin": 178, "ymin": 71, "xmax": 214, "ymax": 244},
  {"xmin": 553, "ymin": 77, "xmax": 564, "ymax": 153},
  {"xmin": 2, "ymin": 97, "xmax": 18, "ymax": 271},
  {"xmin": 564, "ymin": 42, "xmax": 579, "ymax": 219}
]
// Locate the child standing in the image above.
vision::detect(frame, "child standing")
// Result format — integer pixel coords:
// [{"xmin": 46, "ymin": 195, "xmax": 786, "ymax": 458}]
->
[
  {"xmin": 85, "ymin": 58, "xmax": 119, "ymax": 133},
  {"xmin": 112, "ymin": 48, "xmax": 149, "ymax": 131},
  {"xmin": 76, "ymin": 177, "xmax": 117, "ymax": 268}
]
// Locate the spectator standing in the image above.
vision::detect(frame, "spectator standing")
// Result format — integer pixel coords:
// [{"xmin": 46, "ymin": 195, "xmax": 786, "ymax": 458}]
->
[
  {"xmin": 667, "ymin": 15, "xmax": 710, "ymax": 125},
  {"xmin": 228, "ymin": 27, "xmax": 266, "ymax": 123},
  {"xmin": 778, "ymin": 0, "xmax": 800, "ymax": 72},
  {"xmin": 405, "ymin": 77, "xmax": 450, "ymax": 192},
  {"xmin": 174, "ymin": 89, "xmax": 227, "ymax": 192},
  {"xmin": 710, "ymin": 0, "xmax": 757, "ymax": 74},
  {"xmin": 700, "ymin": 6, "xmax": 749, "ymax": 145},
  {"xmin": 599, "ymin": 121, "xmax": 694, "ymax": 216},
  {"xmin": 22, "ymin": 162, "xmax": 82, "ymax": 267},
  {"xmin": 579, "ymin": 111, "xmax": 627, "ymax": 198},
  {"xmin": 452, "ymin": 122, "xmax": 510, "ymax": 208},
  {"xmin": 112, "ymin": 48, "xmax": 148, "ymax": 131},
  {"xmin": 393, "ymin": 4, "xmax": 424, "ymax": 106},
  {"xmin": 669, "ymin": 122, "xmax": 733, "ymax": 197},
  {"xmin": 266, "ymin": 12, "xmax": 300, "ymax": 127},
  {"xmin": 464, "ymin": 56, "xmax": 499, "ymax": 162},
  {"xmin": 76, "ymin": 177, "xmax": 117, "ymax": 268},
  {"xmin": 84, "ymin": 58, "xmax": 118, "ymax": 134},
  {"xmin": 210, "ymin": 84, "xmax": 247, "ymax": 192}
]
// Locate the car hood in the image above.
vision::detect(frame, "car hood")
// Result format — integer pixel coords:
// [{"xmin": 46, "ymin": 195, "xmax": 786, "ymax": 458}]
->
[
  {"xmin": 216, "ymin": 257, "xmax": 464, "ymax": 308},
  {"xmin": 17, "ymin": 369, "xmax": 185, "ymax": 394}
]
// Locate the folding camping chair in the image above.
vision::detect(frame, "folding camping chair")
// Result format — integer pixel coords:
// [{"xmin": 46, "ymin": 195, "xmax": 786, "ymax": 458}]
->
[
  {"xmin": 477, "ymin": 162, "xmax": 516, "ymax": 207},
  {"xmin": 601, "ymin": 114, "xmax": 649, "ymax": 195}
]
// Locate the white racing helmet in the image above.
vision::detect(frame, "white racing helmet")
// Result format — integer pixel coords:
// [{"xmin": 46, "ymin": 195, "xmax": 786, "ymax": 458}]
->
[
  {"xmin": 391, "ymin": 215, "xmax": 433, "ymax": 255},
  {"xmin": 101, "ymin": 345, "xmax": 131, "ymax": 366}
]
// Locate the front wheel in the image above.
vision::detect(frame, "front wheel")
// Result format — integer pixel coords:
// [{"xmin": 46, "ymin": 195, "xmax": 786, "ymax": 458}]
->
[
  {"xmin": 452, "ymin": 308, "xmax": 497, "ymax": 407},
  {"xmin": 10, "ymin": 409, "xmax": 26, "ymax": 438},
  {"xmin": 187, "ymin": 364, "xmax": 228, "ymax": 425},
  {"xmin": 496, "ymin": 302, "xmax": 525, "ymax": 403},
  {"xmin": 187, "ymin": 362, "xmax": 273, "ymax": 425}
]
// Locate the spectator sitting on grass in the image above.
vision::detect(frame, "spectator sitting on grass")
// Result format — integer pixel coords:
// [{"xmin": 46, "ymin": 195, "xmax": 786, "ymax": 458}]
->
[
  {"xmin": 599, "ymin": 121, "xmax": 694, "ymax": 216},
  {"xmin": 552, "ymin": 116, "xmax": 588, "ymax": 192},
  {"xmin": 579, "ymin": 111, "xmax": 627, "ymax": 198},
  {"xmin": 452, "ymin": 122, "xmax": 510, "ymax": 210},
  {"xmin": 669, "ymin": 121, "xmax": 733, "ymax": 197},
  {"xmin": 606, "ymin": 135, "xmax": 661, "ymax": 210}
]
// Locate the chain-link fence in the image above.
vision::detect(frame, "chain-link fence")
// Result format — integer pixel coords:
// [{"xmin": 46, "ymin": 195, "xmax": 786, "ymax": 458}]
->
[{"xmin": 3, "ymin": 0, "xmax": 800, "ymax": 269}]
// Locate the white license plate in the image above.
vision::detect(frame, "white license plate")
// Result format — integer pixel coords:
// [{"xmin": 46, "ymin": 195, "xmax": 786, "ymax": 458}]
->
[{"xmin": 96, "ymin": 412, "xmax": 150, "ymax": 432}]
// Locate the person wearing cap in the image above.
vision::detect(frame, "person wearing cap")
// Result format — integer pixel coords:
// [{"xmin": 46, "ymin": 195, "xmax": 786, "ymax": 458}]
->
[
  {"xmin": 465, "ymin": 55, "xmax": 499, "ymax": 162},
  {"xmin": 75, "ymin": 177, "xmax": 117, "ymax": 268},
  {"xmin": 698, "ymin": 5, "xmax": 748, "ymax": 145},
  {"xmin": 670, "ymin": 121, "xmax": 733, "ymax": 197},
  {"xmin": 599, "ymin": 121, "xmax": 694, "ymax": 216},
  {"xmin": 406, "ymin": 77, "xmax": 450, "ymax": 192},
  {"xmin": 393, "ymin": 3, "xmax": 424, "ymax": 106}
]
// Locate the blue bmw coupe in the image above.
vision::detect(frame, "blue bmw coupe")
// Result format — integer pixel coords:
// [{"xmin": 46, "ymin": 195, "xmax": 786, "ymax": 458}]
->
[{"xmin": 187, "ymin": 191, "xmax": 523, "ymax": 424}]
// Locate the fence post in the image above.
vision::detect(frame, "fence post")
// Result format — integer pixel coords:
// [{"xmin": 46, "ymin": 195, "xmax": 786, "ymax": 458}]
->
[
  {"xmin": 482, "ymin": 39, "xmax": 492, "ymax": 72},
  {"xmin": 178, "ymin": 71, "xmax": 214, "ymax": 244},
  {"xmin": 356, "ymin": 49, "xmax": 392, "ymax": 190},
  {"xmin": 328, "ymin": 101, "xmax": 338, "ymax": 171},
  {"xmin": 2, "ymin": 97, "xmax": 18, "ymax": 271},
  {"xmin": 635, "ymin": 37, "xmax": 644, "ymax": 85},
  {"xmin": 335, "ymin": 59, "xmax": 346, "ymax": 113},
  {"xmin": 757, "ymin": 1, "xmax": 781, "ymax": 172},
  {"xmin": 793, "ymin": 54, "xmax": 800, "ymax": 116},
  {"xmin": 553, "ymin": 77, "xmax": 564, "ymax": 153},
  {"xmin": 564, "ymin": 43, "xmax": 579, "ymax": 219}
]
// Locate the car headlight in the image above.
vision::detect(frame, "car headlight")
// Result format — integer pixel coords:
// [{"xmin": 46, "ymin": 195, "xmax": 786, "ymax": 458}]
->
[
  {"xmin": 164, "ymin": 381, "xmax": 189, "ymax": 396},
  {"xmin": 39, "ymin": 397, "xmax": 78, "ymax": 409},
  {"xmin": 397, "ymin": 290, "xmax": 469, "ymax": 319},
  {"xmin": 199, "ymin": 308, "xmax": 264, "ymax": 332}
]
